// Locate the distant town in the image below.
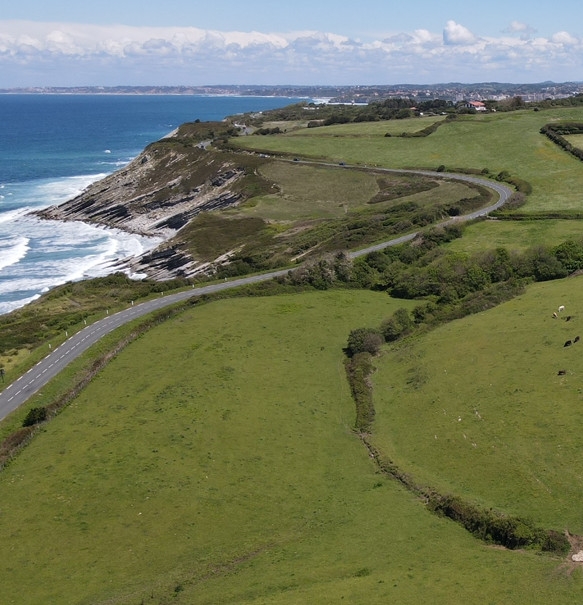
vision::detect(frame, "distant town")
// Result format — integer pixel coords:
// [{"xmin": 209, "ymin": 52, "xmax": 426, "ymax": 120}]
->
[{"xmin": 2, "ymin": 82, "xmax": 583, "ymax": 104}]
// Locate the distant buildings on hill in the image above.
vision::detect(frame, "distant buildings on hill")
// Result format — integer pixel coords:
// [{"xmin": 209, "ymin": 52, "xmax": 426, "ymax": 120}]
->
[{"xmin": 2, "ymin": 82, "xmax": 582, "ymax": 105}]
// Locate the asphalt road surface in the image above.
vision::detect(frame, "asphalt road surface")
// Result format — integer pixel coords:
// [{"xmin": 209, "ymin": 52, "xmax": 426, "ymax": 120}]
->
[{"xmin": 0, "ymin": 167, "xmax": 513, "ymax": 421}]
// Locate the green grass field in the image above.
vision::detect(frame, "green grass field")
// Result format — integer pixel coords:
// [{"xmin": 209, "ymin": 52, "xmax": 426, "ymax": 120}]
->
[
  {"xmin": 446, "ymin": 219, "xmax": 583, "ymax": 253},
  {"xmin": 235, "ymin": 161, "xmax": 477, "ymax": 222},
  {"xmin": 234, "ymin": 107, "xmax": 583, "ymax": 213},
  {"xmin": 296, "ymin": 115, "xmax": 446, "ymax": 137},
  {"xmin": 2, "ymin": 290, "xmax": 583, "ymax": 604},
  {"xmin": 4, "ymin": 106, "xmax": 583, "ymax": 603},
  {"xmin": 232, "ymin": 105, "xmax": 583, "ymax": 260},
  {"xmin": 372, "ymin": 274, "xmax": 583, "ymax": 531},
  {"xmin": 565, "ymin": 134, "xmax": 583, "ymax": 150}
]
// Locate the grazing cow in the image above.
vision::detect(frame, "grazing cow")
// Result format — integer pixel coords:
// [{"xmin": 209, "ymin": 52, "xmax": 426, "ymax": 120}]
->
[
  {"xmin": 559, "ymin": 305, "xmax": 566, "ymax": 312},
  {"xmin": 575, "ymin": 336, "xmax": 580, "ymax": 343},
  {"xmin": 566, "ymin": 315, "xmax": 572, "ymax": 321},
  {"xmin": 558, "ymin": 370, "xmax": 567, "ymax": 375},
  {"xmin": 564, "ymin": 340, "xmax": 573, "ymax": 347},
  {"xmin": 553, "ymin": 312, "xmax": 558, "ymax": 318}
]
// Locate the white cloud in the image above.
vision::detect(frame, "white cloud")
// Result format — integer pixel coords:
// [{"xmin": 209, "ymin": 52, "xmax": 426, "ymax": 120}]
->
[
  {"xmin": 412, "ymin": 29, "xmax": 440, "ymax": 45},
  {"xmin": 551, "ymin": 31, "xmax": 579, "ymax": 46},
  {"xmin": 0, "ymin": 19, "xmax": 583, "ymax": 86},
  {"xmin": 508, "ymin": 21, "xmax": 530, "ymax": 33},
  {"xmin": 443, "ymin": 20, "xmax": 477, "ymax": 45},
  {"xmin": 504, "ymin": 21, "xmax": 537, "ymax": 40}
]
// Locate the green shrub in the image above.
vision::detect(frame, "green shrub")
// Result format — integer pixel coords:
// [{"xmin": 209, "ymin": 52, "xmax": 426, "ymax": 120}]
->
[
  {"xmin": 22, "ymin": 407, "xmax": 48, "ymax": 427},
  {"xmin": 346, "ymin": 327, "xmax": 384, "ymax": 356},
  {"xmin": 554, "ymin": 239, "xmax": 583, "ymax": 273},
  {"xmin": 344, "ymin": 352, "xmax": 375, "ymax": 432},
  {"xmin": 427, "ymin": 494, "xmax": 568, "ymax": 553},
  {"xmin": 381, "ymin": 308, "xmax": 413, "ymax": 342}
]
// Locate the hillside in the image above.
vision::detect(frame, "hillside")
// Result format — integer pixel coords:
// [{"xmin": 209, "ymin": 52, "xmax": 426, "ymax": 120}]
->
[
  {"xmin": 37, "ymin": 120, "xmax": 251, "ymax": 279},
  {"xmin": 2, "ymin": 291, "xmax": 583, "ymax": 604},
  {"xmin": 35, "ymin": 107, "xmax": 508, "ymax": 282},
  {"xmin": 5, "ymin": 101, "xmax": 583, "ymax": 603}
]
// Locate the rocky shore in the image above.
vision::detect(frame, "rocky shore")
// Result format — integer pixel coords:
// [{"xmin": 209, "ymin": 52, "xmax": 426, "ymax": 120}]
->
[{"xmin": 36, "ymin": 127, "xmax": 248, "ymax": 280}]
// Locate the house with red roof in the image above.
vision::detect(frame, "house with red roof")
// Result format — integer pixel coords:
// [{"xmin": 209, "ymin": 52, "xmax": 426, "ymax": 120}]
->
[{"xmin": 466, "ymin": 100, "xmax": 487, "ymax": 111}]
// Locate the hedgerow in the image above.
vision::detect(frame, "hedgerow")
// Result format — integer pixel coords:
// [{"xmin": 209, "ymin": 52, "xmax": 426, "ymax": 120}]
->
[
  {"xmin": 540, "ymin": 122, "xmax": 583, "ymax": 163},
  {"xmin": 340, "ymin": 227, "xmax": 582, "ymax": 556}
]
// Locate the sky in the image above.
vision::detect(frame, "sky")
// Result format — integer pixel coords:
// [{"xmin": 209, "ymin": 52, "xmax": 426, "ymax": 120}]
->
[{"xmin": 1, "ymin": 0, "xmax": 583, "ymax": 87}]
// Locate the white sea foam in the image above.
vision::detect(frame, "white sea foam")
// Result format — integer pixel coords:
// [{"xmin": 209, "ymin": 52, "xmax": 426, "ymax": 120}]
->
[
  {"xmin": 0, "ymin": 174, "xmax": 107, "ymax": 217},
  {"xmin": 0, "ymin": 214, "xmax": 161, "ymax": 315},
  {"xmin": 0, "ymin": 174, "xmax": 160, "ymax": 315},
  {"xmin": 0, "ymin": 294, "xmax": 41, "ymax": 316},
  {"xmin": 33, "ymin": 174, "xmax": 108, "ymax": 208},
  {"xmin": 0, "ymin": 207, "xmax": 30, "ymax": 224},
  {"xmin": 0, "ymin": 235, "xmax": 30, "ymax": 271}
]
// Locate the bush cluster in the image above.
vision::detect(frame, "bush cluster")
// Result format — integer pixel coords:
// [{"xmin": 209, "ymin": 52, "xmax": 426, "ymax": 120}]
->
[
  {"xmin": 427, "ymin": 494, "xmax": 569, "ymax": 553},
  {"xmin": 346, "ymin": 328, "xmax": 384, "ymax": 357},
  {"xmin": 354, "ymin": 233, "xmax": 583, "ymax": 303},
  {"xmin": 344, "ymin": 352, "xmax": 376, "ymax": 432},
  {"xmin": 493, "ymin": 170, "xmax": 533, "ymax": 195},
  {"xmin": 268, "ymin": 98, "xmax": 457, "ymax": 129},
  {"xmin": 0, "ymin": 427, "xmax": 35, "ymax": 469},
  {"xmin": 254, "ymin": 127, "xmax": 282, "ymax": 135},
  {"xmin": 22, "ymin": 407, "xmax": 48, "ymax": 427}
]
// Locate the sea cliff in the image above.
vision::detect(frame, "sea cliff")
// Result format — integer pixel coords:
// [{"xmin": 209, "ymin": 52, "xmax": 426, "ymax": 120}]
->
[{"xmin": 36, "ymin": 121, "xmax": 249, "ymax": 279}]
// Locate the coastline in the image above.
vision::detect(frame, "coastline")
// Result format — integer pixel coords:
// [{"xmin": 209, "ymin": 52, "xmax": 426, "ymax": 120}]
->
[
  {"xmin": 33, "ymin": 133, "xmax": 246, "ymax": 281},
  {"xmin": 0, "ymin": 94, "xmax": 309, "ymax": 315}
]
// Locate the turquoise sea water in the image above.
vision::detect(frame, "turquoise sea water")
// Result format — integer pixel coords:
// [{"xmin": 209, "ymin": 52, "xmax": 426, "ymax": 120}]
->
[{"xmin": 0, "ymin": 94, "xmax": 303, "ymax": 314}]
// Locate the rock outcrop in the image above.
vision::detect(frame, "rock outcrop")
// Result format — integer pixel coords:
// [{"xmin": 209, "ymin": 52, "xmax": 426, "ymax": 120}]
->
[
  {"xmin": 37, "ymin": 152, "xmax": 243, "ymax": 238},
  {"xmin": 35, "ymin": 124, "xmax": 250, "ymax": 280}
]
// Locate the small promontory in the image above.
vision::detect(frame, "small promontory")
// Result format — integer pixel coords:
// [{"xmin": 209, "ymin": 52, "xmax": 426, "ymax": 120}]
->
[{"xmin": 36, "ymin": 120, "xmax": 254, "ymax": 279}]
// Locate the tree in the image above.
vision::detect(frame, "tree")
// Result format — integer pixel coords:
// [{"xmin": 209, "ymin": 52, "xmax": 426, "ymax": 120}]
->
[
  {"xmin": 381, "ymin": 308, "xmax": 413, "ymax": 342},
  {"xmin": 346, "ymin": 328, "xmax": 384, "ymax": 356},
  {"xmin": 395, "ymin": 108, "xmax": 413, "ymax": 119},
  {"xmin": 525, "ymin": 245, "xmax": 568, "ymax": 281},
  {"xmin": 332, "ymin": 252, "xmax": 353, "ymax": 283},
  {"xmin": 412, "ymin": 301, "xmax": 438, "ymax": 324},
  {"xmin": 554, "ymin": 240, "xmax": 583, "ymax": 273},
  {"xmin": 462, "ymin": 263, "xmax": 491, "ymax": 294},
  {"xmin": 482, "ymin": 247, "xmax": 514, "ymax": 283}
]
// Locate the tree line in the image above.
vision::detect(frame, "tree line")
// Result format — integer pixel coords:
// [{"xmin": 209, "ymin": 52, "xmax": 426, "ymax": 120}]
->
[{"xmin": 271, "ymin": 222, "xmax": 583, "ymax": 357}]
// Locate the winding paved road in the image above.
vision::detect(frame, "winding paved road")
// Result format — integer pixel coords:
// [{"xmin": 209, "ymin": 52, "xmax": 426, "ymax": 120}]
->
[{"xmin": 0, "ymin": 166, "xmax": 513, "ymax": 421}]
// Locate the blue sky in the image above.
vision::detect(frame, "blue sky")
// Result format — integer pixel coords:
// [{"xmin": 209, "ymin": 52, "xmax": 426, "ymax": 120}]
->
[{"xmin": 2, "ymin": 0, "xmax": 583, "ymax": 87}]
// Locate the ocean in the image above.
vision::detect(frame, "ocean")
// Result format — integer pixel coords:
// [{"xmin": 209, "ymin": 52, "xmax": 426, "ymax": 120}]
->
[{"xmin": 0, "ymin": 94, "xmax": 304, "ymax": 315}]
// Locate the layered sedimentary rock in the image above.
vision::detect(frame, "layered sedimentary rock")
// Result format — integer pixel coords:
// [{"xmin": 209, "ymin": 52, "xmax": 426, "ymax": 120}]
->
[{"xmin": 36, "ymin": 126, "xmax": 247, "ymax": 279}]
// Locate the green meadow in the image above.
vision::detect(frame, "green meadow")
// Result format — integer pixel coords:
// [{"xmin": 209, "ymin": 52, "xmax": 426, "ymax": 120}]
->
[
  {"xmin": 1, "ymin": 290, "xmax": 583, "ymax": 604},
  {"xmin": 235, "ymin": 107, "xmax": 583, "ymax": 213},
  {"xmin": 234, "ymin": 161, "xmax": 477, "ymax": 222},
  {"xmin": 4, "ymin": 104, "xmax": 583, "ymax": 603},
  {"xmin": 445, "ymin": 219, "xmax": 583, "ymax": 254},
  {"xmin": 565, "ymin": 134, "xmax": 583, "ymax": 150},
  {"xmin": 372, "ymin": 275, "xmax": 583, "ymax": 531}
]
